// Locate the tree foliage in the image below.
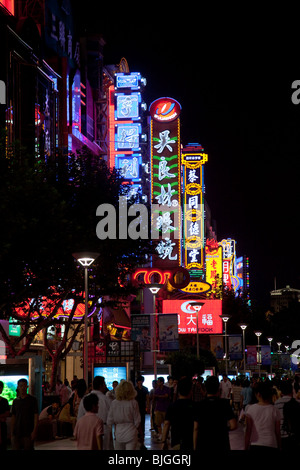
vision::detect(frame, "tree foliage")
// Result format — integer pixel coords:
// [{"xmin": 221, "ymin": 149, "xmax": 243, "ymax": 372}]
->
[{"xmin": 0, "ymin": 137, "xmax": 153, "ymax": 375}]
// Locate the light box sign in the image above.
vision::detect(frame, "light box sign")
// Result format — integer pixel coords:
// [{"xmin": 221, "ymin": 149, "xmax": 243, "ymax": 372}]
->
[
  {"xmin": 205, "ymin": 239, "xmax": 223, "ymax": 294},
  {"xmin": 115, "ymin": 123, "xmax": 141, "ymax": 151},
  {"xmin": 115, "ymin": 73, "xmax": 143, "ymax": 90},
  {"xmin": 150, "ymin": 97, "xmax": 181, "ymax": 268},
  {"xmin": 162, "ymin": 299, "xmax": 222, "ymax": 334},
  {"xmin": 93, "ymin": 364, "xmax": 128, "ymax": 390},
  {"xmin": 115, "ymin": 93, "xmax": 141, "ymax": 120},
  {"xmin": 182, "ymin": 144, "xmax": 208, "ymax": 272},
  {"xmin": 115, "ymin": 154, "xmax": 141, "ymax": 181}
]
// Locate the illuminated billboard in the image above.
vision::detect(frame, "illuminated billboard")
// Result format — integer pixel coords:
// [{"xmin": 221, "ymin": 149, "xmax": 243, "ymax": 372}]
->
[
  {"xmin": 182, "ymin": 144, "xmax": 208, "ymax": 274},
  {"xmin": 150, "ymin": 97, "xmax": 181, "ymax": 268},
  {"xmin": 0, "ymin": 0, "xmax": 14, "ymax": 15},
  {"xmin": 205, "ymin": 239, "xmax": 223, "ymax": 294},
  {"xmin": 162, "ymin": 299, "xmax": 222, "ymax": 334},
  {"xmin": 219, "ymin": 239, "xmax": 239, "ymax": 290}
]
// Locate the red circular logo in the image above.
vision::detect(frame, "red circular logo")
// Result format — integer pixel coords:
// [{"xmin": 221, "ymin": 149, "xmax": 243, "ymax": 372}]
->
[{"xmin": 149, "ymin": 97, "xmax": 181, "ymax": 122}]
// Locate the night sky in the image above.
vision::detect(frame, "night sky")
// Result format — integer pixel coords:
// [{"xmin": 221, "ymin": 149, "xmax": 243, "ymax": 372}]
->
[{"xmin": 76, "ymin": 5, "xmax": 300, "ymax": 308}]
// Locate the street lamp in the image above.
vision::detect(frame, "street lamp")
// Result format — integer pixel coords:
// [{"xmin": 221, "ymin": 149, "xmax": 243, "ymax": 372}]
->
[
  {"xmin": 192, "ymin": 302, "xmax": 204, "ymax": 359},
  {"xmin": 267, "ymin": 337, "xmax": 273, "ymax": 377},
  {"xmin": 220, "ymin": 315, "xmax": 231, "ymax": 375},
  {"xmin": 239, "ymin": 323, "xmax": 248, "ymax": 374},
  {"xmin": 255, "ymin": 331, "xmax": 262, "ymax": 377},
  {"xmin": 148, "ymin": 283, "xmax": 164, "ymax": 380},
  {"xmin": 73, "ymin": 251, "xmax": 99, "ymax": 386}
]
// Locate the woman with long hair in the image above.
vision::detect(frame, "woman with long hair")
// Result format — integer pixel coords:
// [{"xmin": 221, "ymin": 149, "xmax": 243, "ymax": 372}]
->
[{"xmin": 107, "ymin": 380, "xmax": 142, "ymax": 450}]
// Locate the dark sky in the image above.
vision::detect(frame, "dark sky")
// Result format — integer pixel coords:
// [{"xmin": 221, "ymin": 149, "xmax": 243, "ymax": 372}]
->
[{"xmin": 75, "ymin": 5, "xmax": 300, "ymax": 308}]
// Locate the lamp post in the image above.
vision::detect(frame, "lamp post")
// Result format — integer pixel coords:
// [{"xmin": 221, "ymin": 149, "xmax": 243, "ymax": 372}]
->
[
  {"xmin": 267, "ymin": 337, "xmax": 273, "ymax": 377},
  {"xmin": 255, "ymin": 331, "xmax": 262, "ymax": 377},
  {"xmin": 191, "ymin": 302, "xmax": 204, "ymax": 359},
  {"xmin": 239, "ymin": 323, "xmax": 248, "ymax": 374},
  {"xmin": 148, "ymin": 283, "xmax": 163, "ymax": 380},
  {"xmin": 220, "ymin": 315, "xmax": 231, "ymax": 375},
  {"xmin": 73, "ymin": 252, "xmax": 99, "ymax": 386}
]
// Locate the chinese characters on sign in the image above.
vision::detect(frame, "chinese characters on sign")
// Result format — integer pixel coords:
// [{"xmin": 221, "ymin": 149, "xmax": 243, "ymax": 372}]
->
[
  {"xmin": 205, "ymin": 240, "xmax": 223, "ymax": 294},
  {"xmin": 181, "ymin": 145, "xmax": 208, "ymax": 272},
  {"xmin": 150, "ymin": 98, "xmax": 182, "ymax": 268},
  {"xmin": 162, "ymin": 299, "xmax": 222, "ymax": 334}
]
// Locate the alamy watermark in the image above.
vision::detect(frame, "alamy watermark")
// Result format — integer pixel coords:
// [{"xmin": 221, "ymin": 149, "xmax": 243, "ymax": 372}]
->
[
  {"xmin": 96, "ymin": 196, "xmax": 204, "ymax": 262},
  {"xmin": 96, "ymin": 196, "xmax": 198, "ymax": 241},
  {"xmin": 291, "ymin": 80, "xmax": 300, "ymax": 104},
  {"xmin": 0, "ymin": 80, "xmax": 6, "ymax": 105}
]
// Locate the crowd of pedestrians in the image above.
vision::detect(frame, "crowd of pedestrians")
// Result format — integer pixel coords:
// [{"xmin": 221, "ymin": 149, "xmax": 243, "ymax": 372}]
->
[{"xmin": 1, "ymin": 372, "xmax": 300, "ymax": 451}]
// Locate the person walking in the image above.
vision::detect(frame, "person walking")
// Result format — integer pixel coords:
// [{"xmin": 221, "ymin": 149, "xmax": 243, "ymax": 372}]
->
[
  {"xmin": 77, "ymin": 375, "xmax": 113, "ymax": 450},
  {"xmin": 153, "ymin": 377, "xmax": 171, "ymax": 441},
  {"xmin": 0, "ymin": 381, "xmax": 10, "ymax": 450},
  {"xmin": 275, "ymin": 379, "xmax": 300, "ymax": 450},
  {"xmin": 10, "ymin": 378, "xmax": 39, "ymax": 450},
  {"xmin": 219, "ymin": 374, "xmax": 232, "ymax": 400},
  {"xmin": 135, "ymin": 375, "xmax": 149, "ymax": 440},
  {"xmin": 74, "ymin": 393, "xmax": 104, "ymax": 450},
  {"xmin": 161, "ymin": 376, "xmax": 196, "ymax": 451},
  {"xmin": 107, "ymin": 380, "xmax": 142, "ymax": 450},
  {"xmin": 193, "ymin": 376, "xmax": 237, "ymax": 452},
  {"xmin": 245, "ymin": 380, "xmax": 281, "ymax": 452},
  {"xmin": 149, "ymin": 379, "xmax": 158, "ymax": 434}
]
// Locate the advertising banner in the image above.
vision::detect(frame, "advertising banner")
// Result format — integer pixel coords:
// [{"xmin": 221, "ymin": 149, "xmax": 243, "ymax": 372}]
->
[
  {"xmin": 158, "ymin": 314, "xmax": 179, "ymax": 351},
  {"xmin": 228, "ymin": 335, "xmax": 242, "ymax": 360},
  {"xmin": 131, "ymin": 314, "xmax": 151, "ymax": 351},
  {"xmin": 247, "ymin": 345, "xmax": 271, "ymax": 365}
]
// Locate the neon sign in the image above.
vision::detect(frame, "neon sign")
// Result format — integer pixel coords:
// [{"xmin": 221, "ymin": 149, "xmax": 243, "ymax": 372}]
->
[
  {"xmin": 14, "ymin": 294, "xmax": 95, "ymax": 321},
  {"xmin": 150, "ymin": 98, "xmax": 181, "ymax": 267},
  {"xmin": 132, "ymin": 266, "xmax": 190, "ymax": 289},
  {"xmin": 182, "ymin": 144, "xmax": 208, "ymax": 273},
  {"xmin": 162, "ymin": 299, "xmax": 222, "ymax": 334},
  {"xmin": 150, "ymin": 97, "xmax": 181, "ymax": 122},
  {"xmin": 205, "ymin": 239, "xmax": 223, "ymax": 294}
]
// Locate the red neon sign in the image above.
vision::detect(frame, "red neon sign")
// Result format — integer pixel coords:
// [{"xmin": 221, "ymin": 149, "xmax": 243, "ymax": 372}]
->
[{"xmin": 162, "ymin": 299, "xmax": 222, "ymax": 334}]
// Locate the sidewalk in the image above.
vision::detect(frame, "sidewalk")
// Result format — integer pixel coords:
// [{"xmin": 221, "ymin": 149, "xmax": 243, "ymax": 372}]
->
[
  {"xmin": 34, "ymin": 415, "xmax": 245, "ymax": 451},
  {"xmin": 35, "ymin": 415, "xmax": 162, "ymax": 451}
]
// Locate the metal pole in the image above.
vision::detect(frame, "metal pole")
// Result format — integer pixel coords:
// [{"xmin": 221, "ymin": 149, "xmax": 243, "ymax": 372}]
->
[
  {"xmin": 243, "ymin": 329, "xmax": 246, "ymax": 374},
  {"xmin": 196, "ymin": 310, "xmax": 199, "ymax": 359},
  {"xmin": 84, "ymin": 267, "xmax": 89, "ymax": 387},
  {"xmin": 153, "ymin": 294, "xmax": 157, "ymax": 380},
  {"xmin": 258, "ymin": 335, "xmax": 261, "ymax": 378},
  {"xmin": 225, "ymin": 322, "xmax": 228, "ymax": 375}
]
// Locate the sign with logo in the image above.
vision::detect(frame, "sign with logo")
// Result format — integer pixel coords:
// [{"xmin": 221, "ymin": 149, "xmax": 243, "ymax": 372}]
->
[
  {"xmin": 150, "ymin": 97, "xmax": 181, "ymax": 122},
  {"xmin": 150, "ymin": 98, "xmax": 181, "ymax": 268},
  {"xmin": 162, "ymin": 299, "xmax": 222, "ymax": 334}
]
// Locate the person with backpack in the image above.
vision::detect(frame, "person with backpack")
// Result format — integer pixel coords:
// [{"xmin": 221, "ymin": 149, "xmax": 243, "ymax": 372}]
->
[{"xmin": 275, "ymin": 379, "xmax": 300, "ymax": 450}]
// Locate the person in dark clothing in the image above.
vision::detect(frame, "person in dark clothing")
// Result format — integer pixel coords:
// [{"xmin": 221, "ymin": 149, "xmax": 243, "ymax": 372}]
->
[
  {"xmin": 11, "ymin": 378, "xmax": 39, "ymax": 450},
  {"xmin": 135, "ymin": 375, "xmax": 149, "ymax": 438},
  {"xmin": 161, "ymin": 376, "xmax": 196, "ymax": 450},
  {"xmin": 193, "ymin": 375, "xmax": 237, "ymax": 452},
  {"xmin": 0, "ymin": 381, "xmax": 10, "ymax": 450}
]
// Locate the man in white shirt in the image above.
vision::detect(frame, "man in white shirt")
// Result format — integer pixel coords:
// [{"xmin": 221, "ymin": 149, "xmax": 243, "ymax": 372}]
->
[
  {"xmin": 219, "ymin": 375, "xmax": 232, "ymax": 400},
  {"xmin": 77, "ymin": 376, "xmax": 113, "ymax": 449}
]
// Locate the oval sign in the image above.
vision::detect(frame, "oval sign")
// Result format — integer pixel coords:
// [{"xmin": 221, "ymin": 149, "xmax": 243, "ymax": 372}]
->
[{"xmin": 149, "ymin": 97, "xmax": 181, "ymax": 122}]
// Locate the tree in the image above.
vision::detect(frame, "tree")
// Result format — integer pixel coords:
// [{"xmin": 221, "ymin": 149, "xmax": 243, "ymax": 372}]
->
[
  {"xmin": 0, "ymin": 137, "xmax": 153, "ymax": 384},
  {"xmin": 165, "ymin": 349, "xmax": 218, "ymax": 380}
]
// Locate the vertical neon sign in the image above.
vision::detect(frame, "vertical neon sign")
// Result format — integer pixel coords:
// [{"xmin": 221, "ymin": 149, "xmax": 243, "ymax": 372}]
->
[
  {"xmin": 182, "ymin": 144, "xmax": 208, "ymax": 275},
  {"xmin": 150, "ymin": 97, "xmax": 181, "ymax": 268}
]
